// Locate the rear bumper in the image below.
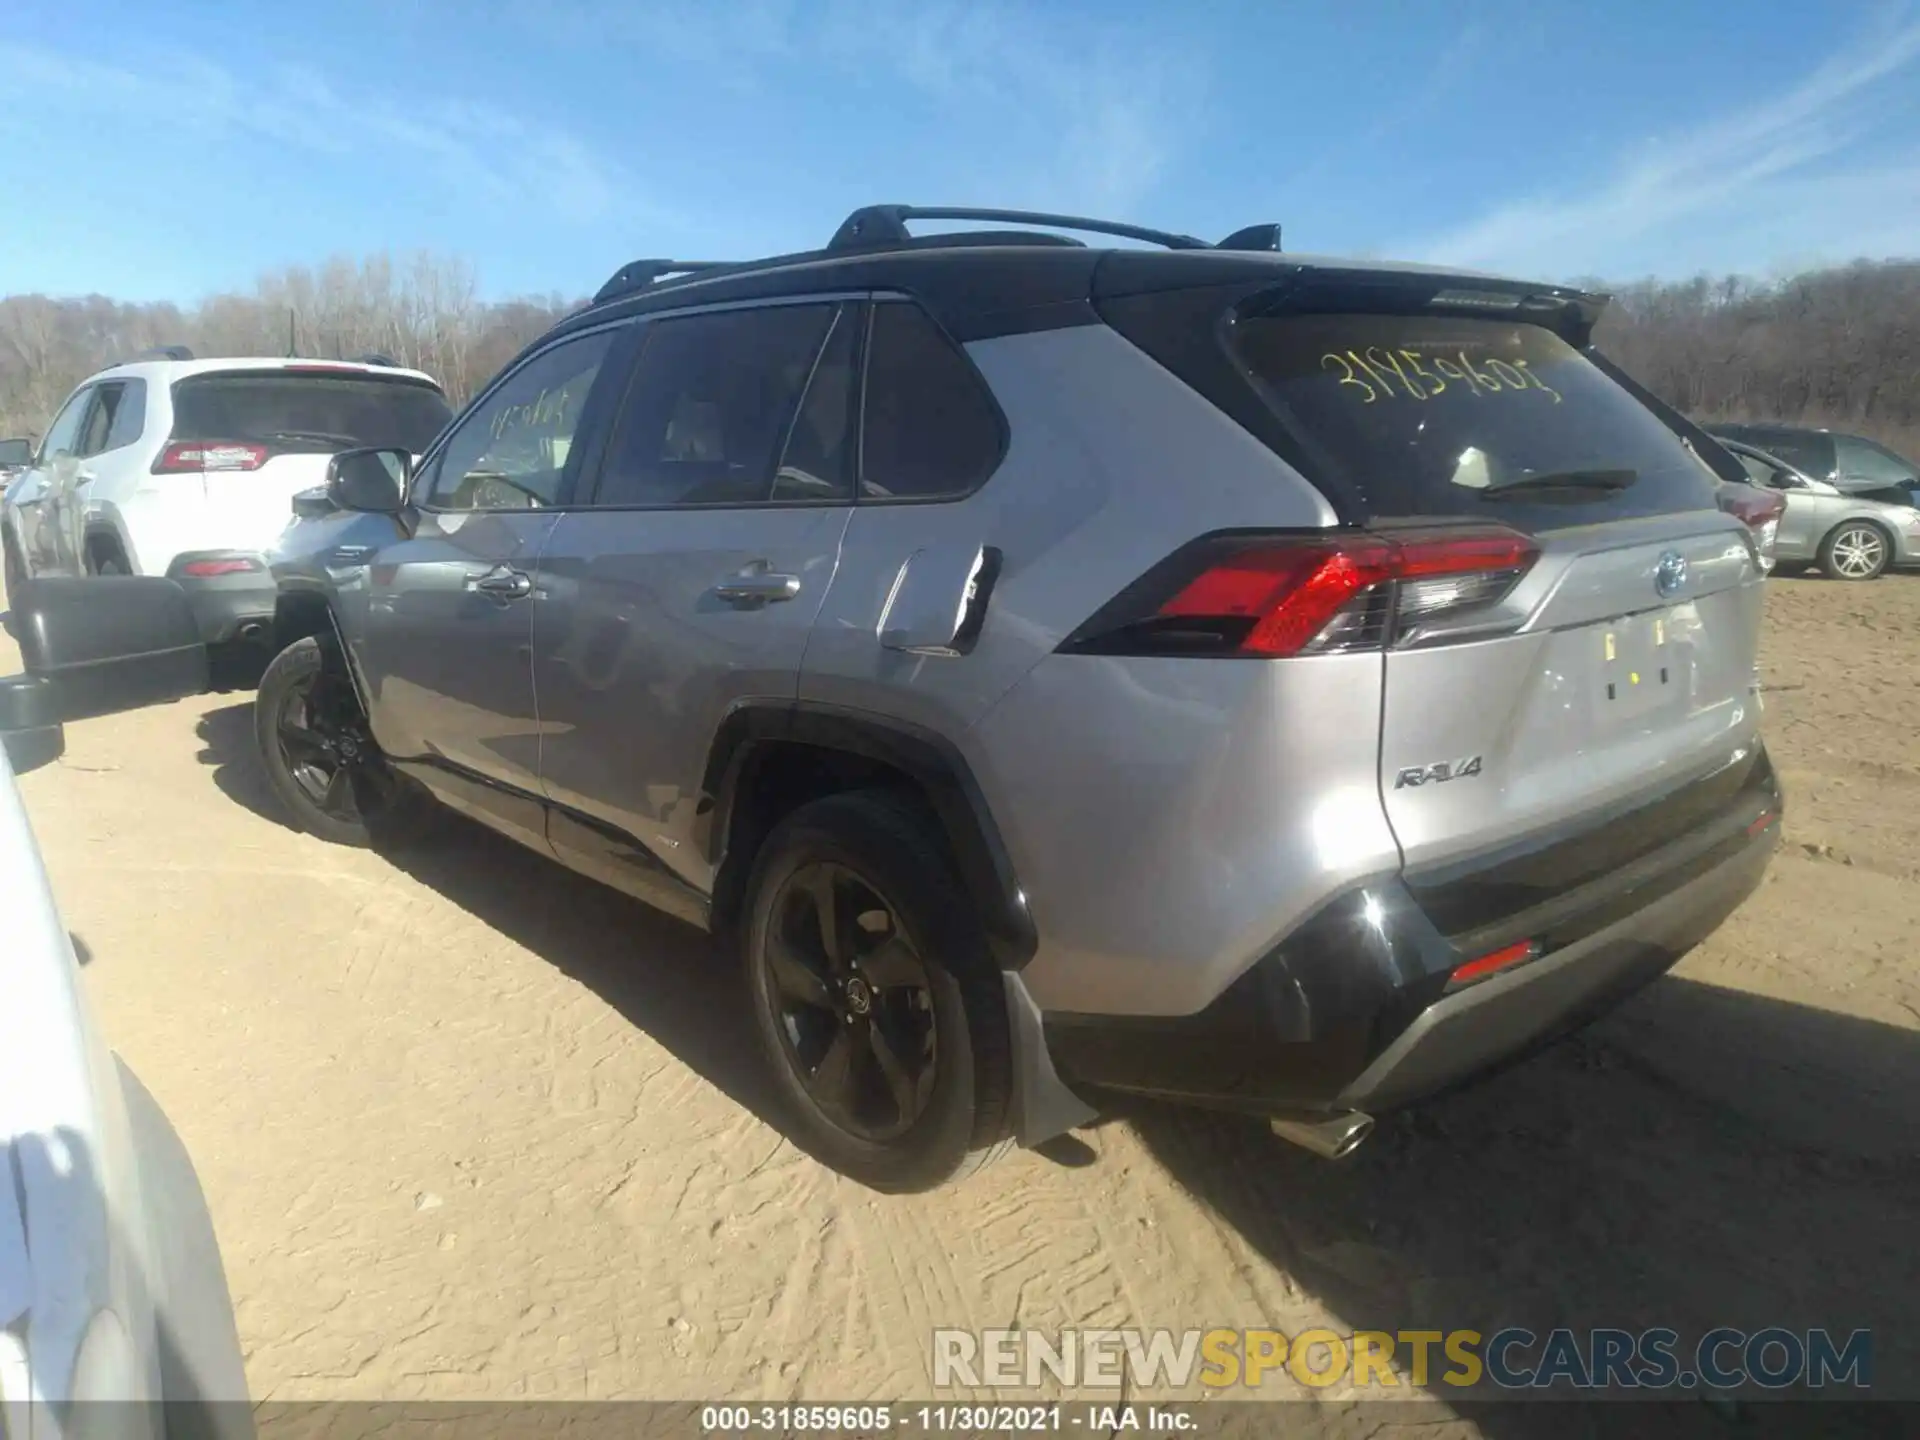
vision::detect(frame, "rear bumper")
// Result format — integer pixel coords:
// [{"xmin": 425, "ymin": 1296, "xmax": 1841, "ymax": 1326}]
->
[
  {"xmin": 1043, "ymin": 747, "xmax": 1781, "ymax": 1119},
  {"xmin": 166, "ymin": 552, "xmax": 277, "ymax": 646}
]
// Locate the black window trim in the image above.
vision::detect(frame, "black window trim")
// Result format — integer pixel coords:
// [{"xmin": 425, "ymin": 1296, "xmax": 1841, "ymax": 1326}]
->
[
  {"xmin": 854, "ymin": 292, "xmax": 1011, "ymax": 508},
  {"xmin": 574, "ymin": 295, "xmax": 866, "ymax": 513}
]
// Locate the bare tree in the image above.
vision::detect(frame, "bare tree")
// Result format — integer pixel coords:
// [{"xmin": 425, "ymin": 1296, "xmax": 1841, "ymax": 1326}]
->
[
  {"xmin": 1595, "ymin": 259, "xmax": 1920, "ymax": 458},
  {"xmin": 10, "ymin": 250, "xmax": 1912, "ymax": 461},
  {"xmin": 0, "ymin": 252, "xmax": 578, "ymax": 437}
]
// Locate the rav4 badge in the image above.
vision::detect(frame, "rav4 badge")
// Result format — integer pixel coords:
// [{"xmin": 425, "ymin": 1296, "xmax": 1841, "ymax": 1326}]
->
[{"xmin": 1394, "ymin": 756, "xmax": 1484, "ymax": 789}]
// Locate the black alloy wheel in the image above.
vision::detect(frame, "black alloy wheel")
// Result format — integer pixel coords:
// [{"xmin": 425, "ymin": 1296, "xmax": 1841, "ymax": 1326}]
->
[{"xmin": 762, "ymin": 860, "xmax": 939, "ymax": 1142}]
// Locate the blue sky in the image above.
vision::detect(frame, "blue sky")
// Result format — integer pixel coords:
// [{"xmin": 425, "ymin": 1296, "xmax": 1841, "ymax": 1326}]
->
[{"xmin": 4, "ymin": 0, "xmax": 1919, "ymax": 303}]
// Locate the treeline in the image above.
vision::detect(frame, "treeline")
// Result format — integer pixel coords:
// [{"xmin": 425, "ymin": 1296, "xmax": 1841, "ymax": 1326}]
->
[
  {"xmin": 0, "ymin": 253, "xmax": 577, "ymax": 438},
  {"xmin": 1592, "ymin": 259, "xmax": 1920, "ymax": 458},
  {"xmin": 3, "ymin": 251, "xmax": 1918, "ymax": 460}
]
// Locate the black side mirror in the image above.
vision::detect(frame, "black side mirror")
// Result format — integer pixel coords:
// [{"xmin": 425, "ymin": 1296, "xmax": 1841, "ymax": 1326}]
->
[
  {"xmin": 1, "ymin": 577, "xmax": 210, "ymax": 775},
  {"xmin": 327, "ymin": 447, "xmax": 411, "ymax": 514}
]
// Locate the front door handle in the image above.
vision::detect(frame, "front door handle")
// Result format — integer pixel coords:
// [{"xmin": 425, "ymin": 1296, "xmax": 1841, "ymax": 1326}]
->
[
  {"xmin": 471, "ymin": 568, "xmax": 533, "ymax": 601},
  {"xmin": 713, "ymin": 564, "xmax": 801, "ymax": 606}
]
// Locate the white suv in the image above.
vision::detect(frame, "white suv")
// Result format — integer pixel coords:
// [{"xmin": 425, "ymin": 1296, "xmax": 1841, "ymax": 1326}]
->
[{"xmin": 2, "ymin": 351, "xmax": 451, "ymax": 649}]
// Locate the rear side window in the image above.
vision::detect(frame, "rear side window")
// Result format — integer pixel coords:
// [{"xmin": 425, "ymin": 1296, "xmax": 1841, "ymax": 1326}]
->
[
  {"xmin": 1232, "ymin": 314, "xmax": 1720, "ymax": 527},
  {"xmin": 859, "ymin": 302, "xmax": 1004, "ymax": 501},
  {"xmin": 0, "ymin": 439, "xmax": 31, "ymax": 466},
  {"xmin": 590, "ymin": 303, "xmax": 843, "ymax": 508},
  {"xmin": 170, "ymin": 371, "xmax": 453, "ymax": 454}
]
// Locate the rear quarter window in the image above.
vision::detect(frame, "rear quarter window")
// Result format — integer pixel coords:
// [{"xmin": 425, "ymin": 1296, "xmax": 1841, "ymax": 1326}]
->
[
  {"xmin": 859, "ymin": 302, "xmax": 1005, "ymax": 502},
  {"xmin": 1232, "ymin": 313, "xmax": 1722, "ymax": 529}
]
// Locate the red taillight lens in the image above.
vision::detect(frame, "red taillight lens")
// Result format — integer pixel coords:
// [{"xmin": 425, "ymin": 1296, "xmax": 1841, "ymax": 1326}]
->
[
  {"xmin": 1062, "ymin": 526, "xmax": 1539, "ymax": 659},
  {"xmin": 1718, "ymin": 488, "xmax": 1786, "ymax": 528},
  {"xmin": 179, "ymin": 557, "xmax": 260, "ymax": 577},
  {"xmin": 153, "ymin": 441, "xmax": 267, "ymax": 474}
]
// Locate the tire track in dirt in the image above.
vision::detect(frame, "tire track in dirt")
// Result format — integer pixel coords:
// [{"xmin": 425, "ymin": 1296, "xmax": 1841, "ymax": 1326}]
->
[{"xmin": 11, "ymin": 576, "xmax": 1919, "ymax": 1419}]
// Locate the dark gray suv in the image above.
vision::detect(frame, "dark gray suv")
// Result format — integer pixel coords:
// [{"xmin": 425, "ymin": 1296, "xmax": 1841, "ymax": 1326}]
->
[{"xmin": 252, "ymin": 206, "xmax": 1782, "ymax": 1191}]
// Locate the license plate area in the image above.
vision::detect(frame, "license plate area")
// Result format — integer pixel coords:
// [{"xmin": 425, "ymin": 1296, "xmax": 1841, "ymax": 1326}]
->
[{"xmin": 1598, "ymin": 607, "xmax": 1689, "ymax": 722}]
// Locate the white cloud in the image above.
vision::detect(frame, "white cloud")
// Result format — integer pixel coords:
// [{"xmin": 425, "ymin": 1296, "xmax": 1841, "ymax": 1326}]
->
[
  {"xmin": 0, "ymin": 39, "xmax": 661, "ymax": 230},
  {"xmin": 1398, "ymin": 12, "xmax": 1920, "ymax": 278}
]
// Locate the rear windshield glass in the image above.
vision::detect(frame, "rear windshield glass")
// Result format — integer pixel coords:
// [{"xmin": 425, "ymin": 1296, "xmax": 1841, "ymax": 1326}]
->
[
  {"xmin": 0, "ymin": 438, "xmax": 31, "ymax": 465},
  {"xmin": 1232, "ymin": 314, "xmax": 1721, "ymax": 527},
  {"xmin": 170, "ymin": 372, "xmax": 453, "ymax": 454}
]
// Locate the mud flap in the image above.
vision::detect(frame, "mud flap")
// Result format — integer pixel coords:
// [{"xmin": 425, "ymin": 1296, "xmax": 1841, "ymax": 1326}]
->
[{"xmin": 1004, "ymin": 972, "xmax": 1099, "ymax": 1146}]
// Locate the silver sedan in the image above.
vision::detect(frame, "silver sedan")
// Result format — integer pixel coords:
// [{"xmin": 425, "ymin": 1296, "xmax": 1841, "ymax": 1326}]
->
[{"xmin": 1718, "ymin": 438, "xmax": 1920, "ymax": 581}]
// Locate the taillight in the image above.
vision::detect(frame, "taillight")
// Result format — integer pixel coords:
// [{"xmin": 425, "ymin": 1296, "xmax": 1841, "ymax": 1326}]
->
[
  {"xmin": 1717, "ymin": 487, "xmax": 1785, "ymax": 571},
  {"xmin": 179, "ymin": 557, "xmax": 260, "ymax": 577},
  {"xmin": 1060, "ymin": 526, "xmax": 1539, "ymax": 659},
  {"xmin": 153, "ymin": 441, "xmax": 267, "ymax": 474}
]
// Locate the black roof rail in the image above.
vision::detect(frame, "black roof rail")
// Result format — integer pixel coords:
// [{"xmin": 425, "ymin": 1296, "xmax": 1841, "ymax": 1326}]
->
[
  {"xmin": 351, "ymin": 352, "xmax": 399, "ymax": 367},
  {"xmin": 132, "ymin": 345, "xmax": 194, "ymax": 362},
  {"xmin": 1217, "ymin": 223, "xmax": 1282, "ymax": 253},
  {"xmin": 830, "ymin": 204, "xmax": 1212, "ymax": 252},
  {"xmin": 593, "ymin": 258, "xmax": 733, "ymax": 304},
  {"xmin": 586, "ymin": 208, "xmax": 1284, "ymax": 313}
]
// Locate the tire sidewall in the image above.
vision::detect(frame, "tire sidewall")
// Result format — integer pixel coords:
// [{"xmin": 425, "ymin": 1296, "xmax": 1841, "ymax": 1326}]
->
[
  {"xmin": 741, "ymin": 800, "xmax": 995, "ymax": 1192},
  {"xmin": 254, "ymin": 636, "xmax": 373, "ymax": 847}
]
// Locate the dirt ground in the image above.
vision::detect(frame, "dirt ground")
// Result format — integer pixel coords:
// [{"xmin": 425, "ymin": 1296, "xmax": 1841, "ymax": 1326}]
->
[{"xmin": 6, "ymin": 574, "xmax": 1918, "ymax": 1423}]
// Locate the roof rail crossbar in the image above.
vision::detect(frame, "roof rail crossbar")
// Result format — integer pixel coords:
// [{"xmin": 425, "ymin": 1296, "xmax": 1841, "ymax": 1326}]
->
[
  {"xmin": 1217, "ymin": 223, "xmax": 1283, "ymax": 253},
  {"xmin": 133, "ymin": 345, "xmax": 195, "ymax": 362},
  {"xmin": 594, "ymin": 258, "xmax": 732, "ymax": 304},
  {"xmin": 830, "ymin": 205, "xmax": 1213, "ymax": 252}
]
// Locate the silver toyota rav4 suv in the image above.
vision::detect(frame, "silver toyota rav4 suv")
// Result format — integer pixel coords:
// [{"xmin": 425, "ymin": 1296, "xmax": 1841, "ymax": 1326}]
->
[{"xmin": 256, "ymin": 206, "xmax": 1782, "ymax": 1191}]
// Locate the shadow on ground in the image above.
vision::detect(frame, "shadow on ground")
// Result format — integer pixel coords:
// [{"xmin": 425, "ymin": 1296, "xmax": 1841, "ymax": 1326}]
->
[
  {"xmin": 193, "ymin": 699, "xmax": 784, "ymax": 1134},
  {"xmin": 1120, "ymin": 978, "xmax": 1919, "ymax": 1428},
  {"xmin": 192, "ymin": 701, "xmax": 1916, "ymax": 1431}
]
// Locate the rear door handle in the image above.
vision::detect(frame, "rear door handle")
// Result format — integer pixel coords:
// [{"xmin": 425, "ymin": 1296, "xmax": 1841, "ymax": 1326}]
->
[
  {"xmin": 713, "ymin": 564, "xmax": 801, "ymax": 606},
  {"xmin": 471, "ymin": 568, "xmax": 533, "ymax": 601}
]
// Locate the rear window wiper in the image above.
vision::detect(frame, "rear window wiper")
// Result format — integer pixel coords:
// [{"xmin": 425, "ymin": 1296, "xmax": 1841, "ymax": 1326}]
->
[
  {"xmin": 260, "ymin": 429, "xmax": 363, "ymax": 447},
  {"xmin": 1483, "ymin": 467, "xmax": 1638, "ymax": 498}
]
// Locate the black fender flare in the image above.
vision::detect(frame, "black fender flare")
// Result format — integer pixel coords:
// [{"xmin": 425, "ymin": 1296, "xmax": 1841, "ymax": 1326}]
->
[{"xmin": 700, "ymin": 701, "xmax": 1038, "ymax": 970}]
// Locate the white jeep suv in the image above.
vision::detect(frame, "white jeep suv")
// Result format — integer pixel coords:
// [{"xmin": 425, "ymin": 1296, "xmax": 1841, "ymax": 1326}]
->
[{"xmin": 2, "ymin": 351, "xmax": 451, "ymax": 651}]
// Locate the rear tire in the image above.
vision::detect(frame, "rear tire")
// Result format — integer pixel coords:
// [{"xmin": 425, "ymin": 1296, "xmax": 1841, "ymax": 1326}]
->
[
  {"xmin": 254, "ymin": 635, "xmax": 427, "ymax": 846},
  {"xmin": 1819, "ymin": 521, "xmax": 1891, "ymax": 581},
  {"xmin": 740, "ymin": 790, "xmax": 1014, "ymax": 1193}
]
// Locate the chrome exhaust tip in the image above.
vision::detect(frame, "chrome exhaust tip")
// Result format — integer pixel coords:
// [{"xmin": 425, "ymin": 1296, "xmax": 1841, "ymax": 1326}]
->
[{"xmin": 1270, "ymin": 1111, "xmax": 1374, "ymax": 1160}]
